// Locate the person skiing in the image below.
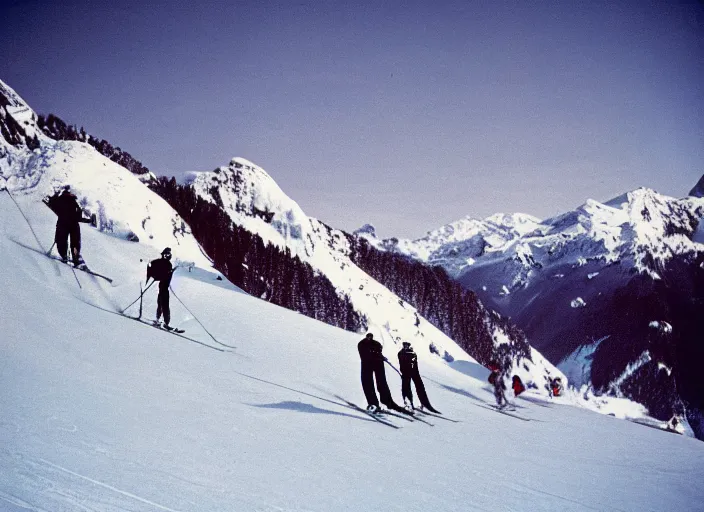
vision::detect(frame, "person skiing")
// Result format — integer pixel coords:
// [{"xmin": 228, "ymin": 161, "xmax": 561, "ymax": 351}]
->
[
  {"xmin": 488, "ymin": 361, "xmax": 508, "ymax": 408},
  {"xmin": 147, "ymin": 247, "xmax": 175, "ymax": 330},
  {"xmin": 549, "ymin": 377, "xmax": 563, "ymax": 397},
  {"xmin": 43, "ymin": 185, "xmax": 91, "ymax": 267},
  {"xmin": 398, "ymin": 341, "xmax": 439, "ymax": 413},
  {"xmin": 358, "ymin": 333, "xmax": 409, "ymax": 415},
  {"xmin": 512, "ymin": 375, "xmax": 526, "ymax": 397}
]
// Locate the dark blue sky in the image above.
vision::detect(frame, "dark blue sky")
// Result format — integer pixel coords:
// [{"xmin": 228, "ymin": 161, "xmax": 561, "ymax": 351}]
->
[{"xmin": 2, "ymin": 0, "xmax": 703, "ymax": 237}]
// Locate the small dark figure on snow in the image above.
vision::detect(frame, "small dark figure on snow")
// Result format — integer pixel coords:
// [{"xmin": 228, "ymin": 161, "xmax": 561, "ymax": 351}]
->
[
  {"xmin": 358, "ymin": 333, "xmax": 405, "ymax": 414},
  {"xmin": 147, "ymin": 247, "xmax": 174, "ymax": 329},
  {"xmin": 512, "ymin": 375, "xmax": 526, "ymax": 397},
  {"xmin": 488, "ymin": 361, "xmax": 508, "ymax": 408},
  {"xmin": 549, "ymin": 377, "xmax": 563, "ymax": 397},
  {"xmin": 398, "ymin": 341, "xmax": 439, "ymax": 413},
  {"xmin": 43, "ymin": 186, "xmax": 92, "ymax": 266}
]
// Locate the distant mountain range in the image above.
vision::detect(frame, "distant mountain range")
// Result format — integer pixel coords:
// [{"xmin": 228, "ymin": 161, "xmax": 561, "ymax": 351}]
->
[{"xmin": 365, "ymin": 181, "xmax": 704, "ymax": 439}]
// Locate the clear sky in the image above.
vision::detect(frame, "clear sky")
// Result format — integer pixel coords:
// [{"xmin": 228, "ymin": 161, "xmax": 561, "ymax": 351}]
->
[{"xmin": 2, "ymin": 0, "xmax": 703, "ymax": 238}]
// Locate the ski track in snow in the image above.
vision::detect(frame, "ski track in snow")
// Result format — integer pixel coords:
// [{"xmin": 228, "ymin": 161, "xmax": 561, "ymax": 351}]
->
[{"xmin": 37, "ymin": 457, "xmax": 184, "ymax": 512}]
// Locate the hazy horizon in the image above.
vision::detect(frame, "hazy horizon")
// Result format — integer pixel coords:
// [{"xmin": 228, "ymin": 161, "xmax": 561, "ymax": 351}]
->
[{"xmin": 2, "ymin": 0, "xmax": 702, "ymax": 238}]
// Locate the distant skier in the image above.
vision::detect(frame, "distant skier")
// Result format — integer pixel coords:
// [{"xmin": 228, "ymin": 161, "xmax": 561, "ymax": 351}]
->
[
  {"xmin": 512, "ymin": 375, "xmax": 526, "ymax": 397},
  {"xmin": 358, "ymin": 333, "xmax": 409, "ymax": 415},
  {"xmin": 398, "ymin": 341, "xmax": 439, "ymax": 413},
  {"xmin": 488, "ymin": 361, "xmax": 508, "ymax": 408},
  {"xmin": 147, "ymin": 247, "xmax": 175, "ymax": 330},
  {"xmin": 549, "ymin": 377, "xmax": 563, "ymax": 397},
  {"xmin": 43, "ymin": 185, "xmax": 92, "ymax": 267}
]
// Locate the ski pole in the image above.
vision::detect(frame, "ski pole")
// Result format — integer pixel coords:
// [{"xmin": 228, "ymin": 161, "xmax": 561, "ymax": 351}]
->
[
  {"xmin": 46, "ymin": 241, "xmax": 56, "ymax": 256},
  {"xmin": 169, "ymin": 285, "xmax": 235, "ymax": 349},
  {"xmin": 138, "ymin": 281, "xmax": 145, "ymax": 319},
  {"xmin": 121, "ymin": 279, "xmax": 155, "ymax": 314},
  {"xmin": 384, "ymin": 359, "xmax": 402, "ymax": 377},
  {"xmin": 4, "ymin": 188, "xmax": 46, "ymax": 253}
]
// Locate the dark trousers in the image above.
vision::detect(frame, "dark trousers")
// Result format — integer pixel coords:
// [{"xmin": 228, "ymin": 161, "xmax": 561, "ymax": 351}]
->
[
  {"xmin": 156, "ymin": 284, "xmax": 170, "ymax": 325},
  {"xmin": 361, "ymin": 362, "xmax": 392, "ymax": 407},
  {"xmin": 494, "ymin": 380, "xmax": 507, "ymax": 406},
  {"xmin": 55, "ymin": 221, "xmax": 81, "ymax": 263},
  {"xmin": 401, "ymin": 369, "xmax": 431, "ymax": 408}
]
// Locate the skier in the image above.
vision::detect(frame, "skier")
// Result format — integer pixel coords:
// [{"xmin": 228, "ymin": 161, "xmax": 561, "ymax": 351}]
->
[
  {"xmin": 549, "ymin": 377, "xmax": 563, "ymax": 397},
  {"xmin": 398, "ymin": 341, "xmax": 439, "ymax": 413},
  {"xmin": 43, "ymin": 185, "xmax": 92, "ymax": 267},
  {"xmin": 358, "ymin": 333, "xmax": 408, "ymax": 415},
  {"xmin": 512, "ymin": 375, "xmax": 526, "ymax": 397},
  {"xmin": 488, "ymin": 361, "xmax": 508, "ymax": 408},
  {"xmin": 147, "ymin": 247, "xmax": 175, "ymax": 330}
]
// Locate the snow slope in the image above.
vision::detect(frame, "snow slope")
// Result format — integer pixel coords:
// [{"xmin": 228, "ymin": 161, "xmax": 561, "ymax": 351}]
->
[{"xmin": 2, "ymin": 182, "xmax": 704, "ymax": 512}]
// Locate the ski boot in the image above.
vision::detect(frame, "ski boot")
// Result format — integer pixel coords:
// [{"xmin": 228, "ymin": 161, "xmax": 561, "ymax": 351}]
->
[{"xmin": 73, "ymin": 255, "xmax": 86, "ymax": 270}]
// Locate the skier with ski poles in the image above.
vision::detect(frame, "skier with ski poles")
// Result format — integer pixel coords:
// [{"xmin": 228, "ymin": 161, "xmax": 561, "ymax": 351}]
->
[
  {"xmin": 42, "ymin": 185, "xmax": 92, "ymax": 267},
  {"xmin": 146, "ymin": 247, "xmax": 176, "ymax": 330},
  {"xmin": 398, "ymin": 341, "xmax": 440, "ymax": 413},
  {"xmin": 358, "ymin": 333, "xmax": 411, "ymax": 415}
]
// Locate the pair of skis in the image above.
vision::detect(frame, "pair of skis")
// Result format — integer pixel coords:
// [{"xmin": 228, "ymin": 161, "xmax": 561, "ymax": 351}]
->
[
  {"xmin": 479, "ymin": 403, "xmax": 531, "ymax": 422},
  {"xmin": 335, "ymin": 396, "xmax": 462, "ymax": 428},
  {"xmin": 51, "ymin": 255, "xmax": 114, "ymax": 284},
  {"xmin": 334, "ymin": 397, "xmax": 402, "ymax": 429}
]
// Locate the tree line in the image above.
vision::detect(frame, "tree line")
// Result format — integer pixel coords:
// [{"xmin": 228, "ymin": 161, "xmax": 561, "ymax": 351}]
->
[
  {"xmin": 349, "ymin": 238, "xmax": 532, "ymax": 367},
  {"xmin": 37, "ymin": 114, "xmax": 152, "ymax": 178},
  {"xmin": 152, "ymin": 176, "xmax": 364, "ymax": 332}
]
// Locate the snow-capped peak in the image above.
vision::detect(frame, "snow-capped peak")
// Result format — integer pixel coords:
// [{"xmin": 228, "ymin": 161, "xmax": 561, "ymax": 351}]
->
[
  {"xmin": 353, "ymin": 223, "xmax": 377, "ymax": 238},
  {"xmin": 689, "ymin": 174, "xmax": 704, "ymax": 198},
  {"xmin": 189, "ymin": 157, "xmax": 312, "ymax": 256},
  {"xmin": 0, "ymin": 79, "xmax": 51, "ymax": 167},
  {"xmin": 389, "ymin": 187, "xmax": 704, "ymax": 284},
  {"xmin": 374, "ymin": 212, "xmax": 543, "ymax": 277}
]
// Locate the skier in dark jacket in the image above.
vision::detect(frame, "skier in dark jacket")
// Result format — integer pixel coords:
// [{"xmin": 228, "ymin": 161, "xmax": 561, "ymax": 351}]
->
[
  {"xmin": 398, "ymin": 341, "xmax": 439, "ymax": 413},
  {"xmin": 43, "ymin": 186, "xmax": 91, "ymax": 267},
  {"xmin": 147, "ymin": 247, "xmax": 175, "ymax": 329},
  {"xmin": 358, "ymin": 333, "xmax": 407, "ymax": 414},
  {"xmin": 488, "ymin": 361, "xmax": 508, "ymax": 408}
]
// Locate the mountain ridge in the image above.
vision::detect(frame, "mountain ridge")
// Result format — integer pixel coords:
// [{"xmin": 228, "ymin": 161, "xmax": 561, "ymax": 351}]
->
[{"xmin": 370, "ymin": 183, "xmax": 704, "ymax": 438}]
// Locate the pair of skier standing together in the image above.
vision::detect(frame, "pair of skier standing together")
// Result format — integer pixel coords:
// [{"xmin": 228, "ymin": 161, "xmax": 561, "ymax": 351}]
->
[
  {"xmin": 44, "ymin": 186, "xmax": 176, "ymax": 329},
  {"xmin": 358, "ymin": 332, "xmax": 439, "ymax": 415}
]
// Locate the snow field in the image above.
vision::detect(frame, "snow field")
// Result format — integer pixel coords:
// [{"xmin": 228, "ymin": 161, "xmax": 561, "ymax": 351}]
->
[{"xmin": 1, "ymin": 190, "xmax": 704, "ymax": 512}]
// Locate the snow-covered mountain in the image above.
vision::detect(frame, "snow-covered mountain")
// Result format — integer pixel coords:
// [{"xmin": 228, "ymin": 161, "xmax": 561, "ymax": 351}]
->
[
  {"xmin": 1, "ymin": 77, "xmax": 561, "ymax": 404},
  {"xmin": 158, "ymin": 158, "xmax": 560, "ymax": 388},
  {"xmin": 372, "ymin": 187, "xmax": 704, "ymax": 439},
  {"xmin": 358, "ymin": 212, "xmax": 542, "ymax": 278},
  {"xmin": 0, "ymin": 80, "xmax": 208, "ymax": 266}
]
